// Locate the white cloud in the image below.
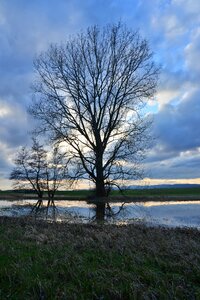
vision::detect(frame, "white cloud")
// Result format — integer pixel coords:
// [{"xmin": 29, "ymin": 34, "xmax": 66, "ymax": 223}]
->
[
  {"xmin": 0, "ymin": 102, "xmax": 13, "ymax": 117},
  {"xmin": 173, "ymin": 0, "xmax": 200, "ymax": 15},
  {"xmin": 163, "ymin": 14, "xmax": 185, "ymax": 40},
  {"xmin": 156, "ymin": 89, "xmax": 181, "ymax": 107},
  {"xmin": 185, "ymin": 27, "xmax": 200, "ymax": 76}
]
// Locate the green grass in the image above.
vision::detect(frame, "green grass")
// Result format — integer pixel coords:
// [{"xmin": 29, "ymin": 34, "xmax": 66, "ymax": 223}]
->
[
  {"xmin": 0, "ymin": 217, "xmax": 200, "ymax": 299},
  {"xmin": 110, "ymin": 187, "xmax": 200, "ymax": 197},
  {"xmin": 46, "ymin": 187, "xmax": 200, "ymax": 197},
  {"xmin": 56, "ymin": 189, "xmax": 93, "ymax": 197},
  {"xmin": 0, "ymin": 187, "xmax": 200, "ymax": 200}
]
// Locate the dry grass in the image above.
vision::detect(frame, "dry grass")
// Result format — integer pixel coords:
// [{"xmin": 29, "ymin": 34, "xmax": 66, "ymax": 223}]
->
[{"xmin": 0, "ymin": 216, "xmax": 200, "ymax": 299}]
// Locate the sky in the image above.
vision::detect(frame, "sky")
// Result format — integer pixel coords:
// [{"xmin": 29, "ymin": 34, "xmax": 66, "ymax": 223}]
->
[{"xmin": 0, "ymin": 0, "xmax": 200, "ymax": 189}]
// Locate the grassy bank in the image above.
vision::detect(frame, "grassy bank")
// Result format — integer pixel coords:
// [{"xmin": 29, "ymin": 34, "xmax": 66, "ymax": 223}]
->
[
  {"xmin": 56, "ymin": 187, "xmax": 200, "ymax": 198},
  {"xmin": 0, "ymin": 217, "xmax": 200, "ymax": 299},
  {"xmin": 1, "ymin": 187, "xmax": 200, "ymax": 201}
]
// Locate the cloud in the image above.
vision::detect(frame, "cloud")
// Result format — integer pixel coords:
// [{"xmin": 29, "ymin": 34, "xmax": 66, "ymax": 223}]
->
[
  {"xmin": 145, "ymin": 149, "xmax": 200, "ymax": 179},
  {"xmin": 0, "ymin": 0, "xmax": 200, "ymax": 188},
  {"xmin": 143, "ymin": 0, "xmax": 200, "ymax": 181},
  {"xmin": 0, "ymin": 101, "xmax": 29, "ymax": 159},
  {"xmin": 0, "ymin": 141, "xmax": 15, "ymax": 177},
  {"xmin": 172, "ymin": 0, "xmax": 200, "ymax": 20},
  {"xmin": 185, "ymin": 27, "xmax": 200, "ymax": 78},
  {"xmin": 153, "ymin": 88, "xmax": 200, "ymax": 152},
  {"xmin": 144, "ymin": 87, "xmax": 200, "ymax": 179}
]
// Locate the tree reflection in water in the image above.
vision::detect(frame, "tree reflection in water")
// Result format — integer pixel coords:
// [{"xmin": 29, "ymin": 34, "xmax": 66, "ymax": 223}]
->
[
  {"xmin": 31, "ymin": 198, "xmax": 126, "ymax": 223},
  {"xmin": 92, "ymin": 200, "xmax": 126, "ymax": 222},
  {"xmin": 31, "ymin": 198, "xmax": 57, "ymax": 221}
]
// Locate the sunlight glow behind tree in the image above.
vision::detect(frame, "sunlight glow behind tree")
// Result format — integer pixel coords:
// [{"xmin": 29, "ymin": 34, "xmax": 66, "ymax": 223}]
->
[{"xmin": 29, "ymin": 23, "xmax": 159, "ymax": 206}]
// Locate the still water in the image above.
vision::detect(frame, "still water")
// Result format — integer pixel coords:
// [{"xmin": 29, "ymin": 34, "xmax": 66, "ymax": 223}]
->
[{"xmin": 1, "ymin": 199, "xmax": 200, "ymax": 228}]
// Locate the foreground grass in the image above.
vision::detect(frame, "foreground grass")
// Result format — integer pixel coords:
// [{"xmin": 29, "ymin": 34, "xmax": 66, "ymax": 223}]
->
[{"xmin": 0, "ymin": 217, "xmax": 200, "ymax": 299}]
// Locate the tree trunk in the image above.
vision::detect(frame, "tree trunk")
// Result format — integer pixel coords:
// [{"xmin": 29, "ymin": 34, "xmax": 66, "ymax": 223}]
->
[
  {"xmin": 95, "ymin": 147, "xmax": 106, "ymax": 196},
  {"xmin": 95, "ymin": 202, "xmax": 106, "ymax": 221},
  {"xmin": 95, "ymin": 175, "xmax": 106, "ymax": 221},
  {"xmin": 95, "ymin": 179, "xmax": 106, "ymax": 197}
]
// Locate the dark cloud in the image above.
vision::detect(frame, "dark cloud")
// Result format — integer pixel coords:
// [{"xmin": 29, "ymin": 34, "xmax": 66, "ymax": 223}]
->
[
  {"xmin": 153, "ymin": 89, "xmax": 200, "ymax": 152},
  {"xmin": 145, "ymin": 154, "xmax": 200, "ymax": 179},
  {"xmin": 144, "ymin": 88, "xmax": 200, "ymax": 179}
]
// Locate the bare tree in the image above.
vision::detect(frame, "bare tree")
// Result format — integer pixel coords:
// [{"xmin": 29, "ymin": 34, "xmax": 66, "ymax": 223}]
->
[
  {"xmin": 44, "ymin": 145, "xmax": 73, "ymax": 209},
  {"xmin": 29, "ymin": 23, "xmax": 159, "ymax": 211},
  {"xmin": 10, "ymin": 139, "xmax": 47, "ymax": 202},
  {"xmin": 10, "ymin": 139, "xmax": 71, "ymax": 211}
]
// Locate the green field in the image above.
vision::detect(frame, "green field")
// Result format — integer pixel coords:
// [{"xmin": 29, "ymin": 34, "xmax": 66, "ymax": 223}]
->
[
  {"xmin": 110, "ymin": 187, "xmax": 200, "ymax": 197},
  {"xmin": 54, "ymin": 187, "xmax": 200, "ymax": 197},
  {"xmin": 0, "ymin": 217, "xmax": 200, "ymax": 299},
  {"xmin": 0, "ymin": 187, "xmax": 199, "ymax": 201}
]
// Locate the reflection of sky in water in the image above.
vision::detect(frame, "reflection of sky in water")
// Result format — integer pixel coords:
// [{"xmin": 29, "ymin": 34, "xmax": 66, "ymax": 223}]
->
[{"xmin": 1, "ymin": 200, "xmax": 200, "ymax": 228}]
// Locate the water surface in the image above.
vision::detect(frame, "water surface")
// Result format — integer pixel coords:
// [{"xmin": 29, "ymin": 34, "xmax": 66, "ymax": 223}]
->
[{"xmin": 1, "ymin": 199, "xmax": 200, "ymax": 228}]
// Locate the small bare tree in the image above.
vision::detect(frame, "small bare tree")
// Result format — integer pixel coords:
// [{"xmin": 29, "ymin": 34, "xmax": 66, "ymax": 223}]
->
[
  {"xmin": 44, "ymin": 145, "xmax": 73, "ymax": 209},
  {"xmin": 10, "ymin": 139, "xmax": 70, "ymax": 211},
  {"xmin": 29, "ymin": 23, "xmax": 159, "ymax": 219},
  {"xmin": 10, "ymin": 139, "xmax": 47, "ymax": 208}
]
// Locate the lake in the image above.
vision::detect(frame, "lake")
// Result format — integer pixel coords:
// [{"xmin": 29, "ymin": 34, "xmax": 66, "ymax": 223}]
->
[{"xmin": 1, "ymin": 199, "xmax": 200, "ymax": 228}]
